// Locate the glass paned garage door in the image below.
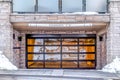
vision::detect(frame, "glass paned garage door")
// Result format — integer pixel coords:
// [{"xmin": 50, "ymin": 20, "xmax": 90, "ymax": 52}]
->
[{"xmin": 26, "ymin": 34, "xmax": 96, "ymax": 69}]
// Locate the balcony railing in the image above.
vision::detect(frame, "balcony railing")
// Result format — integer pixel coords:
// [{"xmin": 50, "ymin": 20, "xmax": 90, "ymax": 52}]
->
[{"xmin": 12, "ymin": 0, "xmax": 108, "ymax": 14}]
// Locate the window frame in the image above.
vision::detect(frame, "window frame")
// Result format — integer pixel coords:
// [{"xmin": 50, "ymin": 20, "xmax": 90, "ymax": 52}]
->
[{"xmin": 12, "ymin": 0, "xmax": 109, "ymax": 13}]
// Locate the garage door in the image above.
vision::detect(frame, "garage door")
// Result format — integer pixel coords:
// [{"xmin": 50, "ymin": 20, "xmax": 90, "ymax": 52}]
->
[{"xmin": 26, "ymin": 34, "xmax": 96, "ymax": 69}]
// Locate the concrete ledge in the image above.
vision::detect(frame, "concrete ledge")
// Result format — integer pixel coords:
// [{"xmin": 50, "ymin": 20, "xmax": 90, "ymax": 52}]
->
[
  {"xmin": 0, "ymin": 69, "xmax": 119, "ymax": 80},
  {"xmin": 10, "ymin": 14, "xmax": 110, "ymax": 23}
]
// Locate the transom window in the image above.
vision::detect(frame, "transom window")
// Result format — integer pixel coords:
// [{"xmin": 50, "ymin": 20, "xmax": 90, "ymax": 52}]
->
[{"xmin": 13, "ymin": 0, "xmax": 108, "ymax": 13}]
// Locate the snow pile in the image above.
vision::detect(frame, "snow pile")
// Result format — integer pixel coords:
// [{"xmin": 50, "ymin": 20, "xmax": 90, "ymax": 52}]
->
[
  {"xmin": 62, "ymin": 12, "xmax": 98, "ymax": 15},
  {"xmin": 72, "ymin": 12, "xmax": 98, "ymax": 15},
  {"xmin": 0, "ymin": 51, "xmax": 18, "ymax": 70},
  {"xmin": 102, "ymin": 57, "xmax": 120, "ymax": 73}
]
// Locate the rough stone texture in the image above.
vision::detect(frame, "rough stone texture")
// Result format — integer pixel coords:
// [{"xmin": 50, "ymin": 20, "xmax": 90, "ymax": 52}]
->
[
  {"xmin": 101, "ymin": 35, "xmax": 107, "ymax": 67},
  {"xmin": 19, "ymin": 33, "xmax": 26, "ymax": 68},
  {"xmin": 13, "ymin": 30, "xmax": 20, "ymax": 67},
  {"xmin": 107, "ymin": 0, "xmax": 120, "ymax": 63},
  {"xmin": 97, "ymin": 34, "xmax": 107, "ymax": 69},
  {"xmin": 96, "ymin": 36, "xmax": 101, "ymax": 69},
  {"xmin": 10, "ymin": 14, "xmax": 110, "ymax": 23},
  {"xmin": 0, "ymin": 2, "xmax": 14, "ymax": 63}
]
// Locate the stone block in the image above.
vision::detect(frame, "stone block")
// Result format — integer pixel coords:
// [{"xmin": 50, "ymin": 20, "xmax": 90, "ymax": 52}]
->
[
  {"xmin": 75, "ymin": 16, "xmax": 85, "ymax": 21},
  {"xmin": 58, "ymin": 16, "xmax": 65, "ymax": 20},
  {"xmin": 48, "ymin": 16, "xmax": 58, "ymax": 20}
]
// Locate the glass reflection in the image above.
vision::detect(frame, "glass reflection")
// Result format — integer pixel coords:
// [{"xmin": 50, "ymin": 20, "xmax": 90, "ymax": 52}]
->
[
  {"xmin": 62, "ymin": 0, "xmax": 82, "ymax": 12},
  {"xmin": 62, "ymin": 46, "xmax": 77, "ymax": 52},
  {"xmin": 62, "ymin": 54, "xmax": 77, "ymax": 60},
  {"xmin": 79, "ymin": 39, "xmax": 95, "ymax": 45},
  {"xmin": 28, "ymin": 62, "xmax": 44, "ymax": 68},
  {"xmin": 79, "ymin": 54, "xmax": 95, "ymax": 60},
  {"xmin": 27, "ymin": 36, "xmax": 96, "ymax": 69},
  {"xmin": 62, "ymin": 61, "xmax": 78, "ymax": 68},
  {"xmin": 13, "ymin": 0, "xmax": 34, "ymax": 12},
  {"xmin": 34, "ymin": 39, "xmax": 44, "ymax": 45},
  {"xmin": 38, "ymin": 0, "xmax": 59, "ymax": 12},
  {"xmin": 45, "ymin": 54, "xmax": 60, "ymax": 60},
  {"xmin": 45, "ymin": 39, "xmax": 60, "ymax": 45},
  {"xmin": 62, "ymin": 39, "xmax": 78, "ymax": 45},
  {"xmin": 86, "ymin": 0, "xmax": 107, "ymax": 12},
  {"xmin": 33, "ymin": 54, "xmax": 43, "ymax": 60},
  {"xmin": 28, "ymin": 46, "xmax": 44, "ymax": 53},
  {"xmin": 28, "ymin": 54, "xmax": 43, "ymax": 60},
  {"xmin": 79, "ymin": 61, "xmax": 95, "ymax": 68},
  {"xmin": 45, "ymin": 62, "xmax": 60, "ymax": 68},
  {"xmin": 27, "ymin": 39, "xmax": 44, "ymax": 45},
  {"xmin": 27, "ymin": 39, "xmax": 35, "ymax": 45},
  {"xmin": 79, "ymin": 46, "xmax": 95, "ymax": 52},
  {"xmin": 45, "ymin": 46, "xmax": 60, "ymax": 53}
]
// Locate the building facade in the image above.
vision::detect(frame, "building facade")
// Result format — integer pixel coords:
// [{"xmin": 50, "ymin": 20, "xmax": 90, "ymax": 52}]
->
[{"xmin": 0, "ymin": 0, "xmax": 120, "ymax": 69}]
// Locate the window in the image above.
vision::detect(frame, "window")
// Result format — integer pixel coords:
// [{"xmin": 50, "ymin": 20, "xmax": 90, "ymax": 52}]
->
[
  {"xmin": 62, "ymin": 0, "xmax": 82, "ymax": 12},
  {"xmin": 12, "ymin": 0, "xmax": 108, "ymax": 13},
  {"xmin": 38, "ymin": 0, "xmax": 59, "ymax": 12},
  {"xmin": 86, "ymin": 0, "xmax": 107, "ymax": 12},
  {"xmin": 13, "ymin": 0, "xmax": 34, "ymax": 12}
]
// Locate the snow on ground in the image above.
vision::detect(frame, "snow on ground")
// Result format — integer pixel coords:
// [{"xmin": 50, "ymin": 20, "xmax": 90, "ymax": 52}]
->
[
  {"xmin": 102, "ymin": 56, "xmax": 120, "ymax": 73},
  {"xmin": 0, "ymin": 51, "xmax": 18, "ymax": 70}
]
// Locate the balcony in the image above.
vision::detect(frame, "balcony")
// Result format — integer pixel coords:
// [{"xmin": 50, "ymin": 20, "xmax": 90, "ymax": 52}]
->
[
  {"xmin": 11, "ymin": 0, "xmax": 109, "ymax": 31},
  {"xmin": 10, "ymin": 14, "xmax": 110, "ymax": 31}
]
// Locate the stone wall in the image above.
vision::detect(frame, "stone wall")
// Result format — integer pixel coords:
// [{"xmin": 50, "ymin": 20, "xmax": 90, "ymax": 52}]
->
[
  {"xmin": 19, "ymin": 32, "xmax": 26, "ymax": 68},
  {"xmin": 101, "ymin": 35, "xmax": 107, "ymax": 67},
  {"xmin": 13, "ymin": 30, "xmax": 21, "ymax": 67},
  {"xmin": 0, "ymin": 1, "xmax": 14, "ymax": 63},
  {"xmin": 107, "ymin": 0, "xmax": 120, "ymax": 63},
  {"xmin": 0, "ymin": 0, "xmax": 116, "ymax": 69},
  {"xmin": 97, "ymin": 34, "xmax": 107, "ymax": 68},
  {"xmin": 0, "ymin": 0, "xmax": 109, "ymax": 69}
]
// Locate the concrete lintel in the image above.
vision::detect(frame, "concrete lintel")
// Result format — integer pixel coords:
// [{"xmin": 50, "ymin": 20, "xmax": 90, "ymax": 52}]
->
[{"xmin": 10, "ymin": 14, "xmax": 110, "ymax": 23}]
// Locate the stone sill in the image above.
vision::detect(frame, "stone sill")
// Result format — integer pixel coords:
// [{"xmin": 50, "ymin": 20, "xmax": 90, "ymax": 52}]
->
[{"xmin": 10, "ymin": 13, "xmax": 110, "ymax": 16}]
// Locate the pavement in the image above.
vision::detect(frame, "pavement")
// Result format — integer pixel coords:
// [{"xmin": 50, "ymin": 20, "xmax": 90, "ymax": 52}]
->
[{"xmin": 0, "ymin": 69, "xmax": 120, "ymax": 80}]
